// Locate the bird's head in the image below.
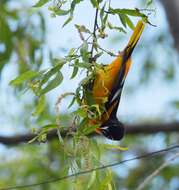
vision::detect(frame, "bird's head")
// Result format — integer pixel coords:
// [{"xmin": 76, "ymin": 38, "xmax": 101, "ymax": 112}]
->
[{"xmin": 97, "ymin": 118, "xmax": 125, "ymax": 141}]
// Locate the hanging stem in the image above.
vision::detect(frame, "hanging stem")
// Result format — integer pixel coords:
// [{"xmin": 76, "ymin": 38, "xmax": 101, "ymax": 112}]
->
[{"xmin": 90, "ymin": 6, "xmax": 99, "ymax": 62}]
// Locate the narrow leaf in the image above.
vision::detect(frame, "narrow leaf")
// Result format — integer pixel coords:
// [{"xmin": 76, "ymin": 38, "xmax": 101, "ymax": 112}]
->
[
  {"xmin": 103, "ymin": 144, "xmax": 128, "ymax": 151},
  {"xmin": 124, "ymin": 15, "xmax": 135, "ymax": 30},
  {"xmin": 40, "ymin": 63, "xmax": 64, "ymax": 86},
  {"xmin": 82, "ymin": 124, "xmax": 99, "ymax": 135},
  {"xmin": 118, "ymin": 14, "xmax": 127, "ymax": 28},
  {"xmin": 62, "ymin": 15, "xmax": 73, "ymax": 27},
  {"xmin": 90, "ymin": 0, "xmax": 98, "ymax": 8},
  {"xmin": 10, "ymin": 70, "xmax": 39, "ymax": 86},
  {"xmin": 70, "ymin": 65, "xmax": 79, "ymax": 79},
  {"xmin": 33, "ymin": 0, "xmax": 50, "ymax": 7},
  {"xmin": 68, "ymin": 96, "xmax": 76, "ymax": 108},
  {"xmin": 53, "ymin": 9, "xmax": 70, "ymax": 16},
  {"xmin": 40, "ymin": 72, "xmax": 63, "ymax": 95},
  {"xmin": 33, "ymin": 95, "xmax": 46, "ymax": 116}
]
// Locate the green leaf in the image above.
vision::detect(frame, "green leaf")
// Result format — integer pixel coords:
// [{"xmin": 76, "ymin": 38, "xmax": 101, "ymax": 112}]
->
[
  {"xmin": 109, "ymin": 8, "xmax": 147, "ymax": 18},
  {"xmin": 32, "ymin": 95, "xmax": 46, "ymax": 116},
  {"xmin": 73, "ymin": 108, "xmax": 87, "ymax": 118},
  {"xmin": 62, "ymin": 15, "xmax": 73, "ymax": 27},
  {"xmin": 82, "ymin": 124, "xmax": 99, "ymax": 135},
  {"xmin": 48, "ymin": 6, "xmax": 70, "ymax": 16},
  {"xmin": 90, "ymin": 0, "xmax": 99, "ymax": 8},
  {"xmin": 107, "ymin": 183, "xmax": 113, "ymax": 190},
  {"xmin": 147, "ymin": 0, "xmax": 153, "ymax": 6},
  {"xmin": 98, "ymin": 170, "xmax": 113, "ymax": 190},
  {"xmin": 40, "ymin": 72, "xmax": 63, "ymax": 95},
  {"xmin": 39, "ymin": 133, "xmax": 47, "ymax": 142},
  {"xmin": 100, "ymin": 4, "xmax": 108, "ymax": 31},
  {"xmin": 87, "ymin": 171, "xmax": 96, "ymax": 189},
  {"xmin": 170, "ymin": 100, "xmax": 179, "ymax": 110},
  {"xmin": 118, "ymin": 14, "xmax": 127, "ymax": 28},
  {"xmin": 71, "ymin": 66, "xmax": 78, "ymax": 79},
  {"xmin": 77, "ymin": 118, "xmax": 88, "ymax": 133},
  {"xmin": 28, "ymin": 136, "xmax": 38, "ymax": 144},
  {"xmin": 75, "ymin": 24, "xmax": 91, "ymax": 34},
  {"xmin": 40, "ymin": 63, "xmax": 64, "ymax": 86},
  {"xmin": 0, "ymin": 16, "xmax": 13, "ymax": 71},
  {"xmin": 90, "ymin": 139, "xmax": 100, "ymax": 160},
  {"xmin": 80, "ymin": 41, "xmax": 89, "ymax": 62},
  {"xmin": 164, "ymin": 64, "xmax": 175, "ymax": 81},
  {"xmin": 28, "ymin": 124, "xmax": 58, "ymax": 144},
  {"xmin": 93, "ymin": 52, "xmax": 103, "ymax": 60},
  {"xmin": 33, "ymin": 0, "xmax": 50, "ymax": 7},
  {"xmin": 71, "ymin": 0, "xmax": 84, "ymax": 10},
  {"xmin": 103, "ymin": 14, "xmax": 108, "ymax": 28},
  {"xmin": 124, "ymin": 15, "xmax": 135, "ymax": 30},
  {"xmin": 107, "ymin": 22, "xmax": 126, "ymax": 33},
  {"xmin": 71, "ymin": 62, "xmax": 79, "ymax": 79},
  {"xmin": 38, "ymin": 12, "xmax": 46, "ymax": 39},
  {"xmin": 41, "ymin": 124, "xmax": 58, "ymax": 131},
  {"xmin": 51, "ymin": 58, "xmax": 65, "ymax": 66},
  {"xmin": 102, "ymin": 144, "xmax": 128, "ymax": 151},
  {"xmin": 68, "ymin": 96, "xmax": 76, "ymax": 108},
  {"xmin": 56, "ymin": 9, "xmax": 70, "ymax": 16},
  {"xmin": 74, "ymin": 62, "xmax": 90, "ymax": 69},
  {"xmin": 10, "ymin": 70, "xmax": 39, "ymax": 86},
  {"xmin": 84, "ymin": 90, "xmax": 95, "ymax": 106},
  {"xmin": 100, "ymin": 3, "xmax": 105, "ymax": 20}
]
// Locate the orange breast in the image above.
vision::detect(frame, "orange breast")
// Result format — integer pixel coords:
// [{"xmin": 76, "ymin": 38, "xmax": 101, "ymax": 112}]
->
[
  {"xmin": 92, "ymin": 56, "xmax": 122, "ymax": 104},
  {"xmin": 92, "ymin": 55, "xmax": 132, "ymax": 105}
]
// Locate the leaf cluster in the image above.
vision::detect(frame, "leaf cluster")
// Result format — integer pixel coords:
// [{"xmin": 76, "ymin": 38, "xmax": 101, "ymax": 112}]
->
[{"xmin": 0, "ymin": 1, "xmax": 45, "ymax": 75}]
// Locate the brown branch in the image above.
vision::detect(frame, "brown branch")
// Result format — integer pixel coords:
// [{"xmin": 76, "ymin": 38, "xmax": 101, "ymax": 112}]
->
[
  {"xmin": 90, "ymin": 6, "xmax": 99, "ymax": 62},
  {"xmin": 0, "ymin": 122, "xmax": 179, "ymax": 146}
]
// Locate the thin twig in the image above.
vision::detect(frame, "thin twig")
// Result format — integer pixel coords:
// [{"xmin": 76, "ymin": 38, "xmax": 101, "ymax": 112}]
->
[
  {"xmin": 136, "ymin": 152, "xmax": 179, "ymax": 190},
  {"xmin": 55, "ymin": 92, "xmax": 75, "ymax": 142},
  {"xmin": 88, "ymin": 42, "xmax": 117, "ymax": 57},
  {"xmin": 1, "ymin": 144, "xmax": 179, "ymax": 190},
  {"xmin": 90, "ymin": 6, "xmax": 99, "ymax": 61},
  {"xmin": 97, "ymin": 44, "xmax": 117, "ymax": 57}
]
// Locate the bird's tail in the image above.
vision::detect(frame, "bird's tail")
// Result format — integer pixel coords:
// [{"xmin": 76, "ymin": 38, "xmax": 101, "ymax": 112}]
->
[{"xmin": 124, "ymin": 20, "xmax": 145, "ymax": 58}]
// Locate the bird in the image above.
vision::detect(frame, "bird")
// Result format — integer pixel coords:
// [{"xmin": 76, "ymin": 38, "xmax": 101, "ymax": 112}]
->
[{"xmin": 83, "ymin": 20, "xmax": 145, "ymax": 141}]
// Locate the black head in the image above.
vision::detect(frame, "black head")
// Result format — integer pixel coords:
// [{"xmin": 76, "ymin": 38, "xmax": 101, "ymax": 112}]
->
[{"xmin": 100, "ymin": 118, "xmax": 125, "ymax": 141}]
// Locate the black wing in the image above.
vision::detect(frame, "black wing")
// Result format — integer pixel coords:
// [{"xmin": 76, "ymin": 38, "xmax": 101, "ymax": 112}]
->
[{"xmin": 104, "ymin": 51, "xmax": 130, "ymax": 117}]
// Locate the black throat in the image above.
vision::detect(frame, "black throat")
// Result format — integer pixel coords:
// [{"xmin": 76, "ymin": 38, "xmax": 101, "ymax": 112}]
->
[{"xmin": 101, "ymin": 117, "xmax": 125, "ymax": 141}]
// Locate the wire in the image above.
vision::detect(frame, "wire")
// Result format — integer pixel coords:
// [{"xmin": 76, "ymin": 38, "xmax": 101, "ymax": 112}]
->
[
  {"xmin": 1, "ymin": 144, "xmax": 179, "ymax": 190},
  {"xmin": 136, "ymin": 152, "xmax": 179, "ymax": 190}
]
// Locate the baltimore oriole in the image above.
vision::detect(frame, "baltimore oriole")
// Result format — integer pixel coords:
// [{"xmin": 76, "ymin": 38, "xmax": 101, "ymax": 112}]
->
[{"xmin": 84, "ymin": 20, "xmax": 145, "ymax": 140}]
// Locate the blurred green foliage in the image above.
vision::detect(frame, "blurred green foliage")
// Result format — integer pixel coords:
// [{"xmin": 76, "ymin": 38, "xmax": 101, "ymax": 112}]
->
[{"xmin": 0, "ymin": 1, "xmax": 45, "ymax": 74}]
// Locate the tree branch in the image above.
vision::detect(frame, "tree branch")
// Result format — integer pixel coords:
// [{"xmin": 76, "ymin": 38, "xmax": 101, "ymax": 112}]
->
[
  {"xmin": 0, "ymin": 122, "xmax": 179, "ymax": 146},
  {"xmin": 161, "ymin": 0, "xmax": 179, "ymax": 51}
]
